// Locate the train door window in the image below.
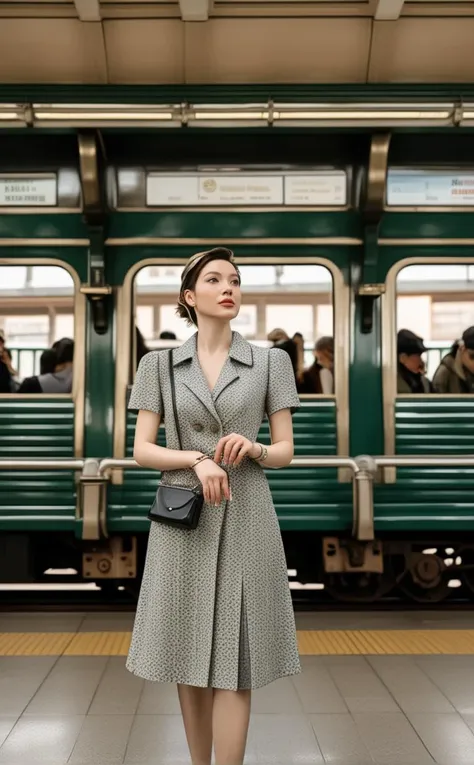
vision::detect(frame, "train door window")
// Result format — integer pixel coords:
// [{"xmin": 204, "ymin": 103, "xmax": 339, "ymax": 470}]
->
[
  {"xmin": 0, "ymin": 265, "xmax": 75, "ymax": 394},
  {"xmin": 396, "ymin": 264, "xmax": 474, "ymax": 392},
  {"xmin": 133, "ymin": 262, "xmax": 334, "ymax": 394}
]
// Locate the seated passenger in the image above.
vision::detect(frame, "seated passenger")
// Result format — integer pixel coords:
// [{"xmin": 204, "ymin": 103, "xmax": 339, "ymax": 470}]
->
[
  {"xmin": 0, "ymin": 331, "xmax": 18, "ymax": 392},
  {"xmin": 267, "ymin": 328, "xmax": 298, "ymax": 379},
  {"xmin": 18, "ymin": 338, "xmax": 74, "ymax": 394},
  {"xmin": 299, "ymin": 336, "xmax": 334, "ymax": 394},
  {"xmin": 136, "ymin": 327, "xmax": 149, "ymax": 364},
  {"xmin": 292, "ymin": 332, "xmax": 306, "ymax": 390},
  {"xmin": 397, "ymin": 329, "xmax": 432, "ymax": 394},
  {"xmin": 18, "ymin": 349, "xmax": 58, "ymax": 393},
  {"xmin": 432, "ymin": 327, "xmax": 474, "ymax": 394}
]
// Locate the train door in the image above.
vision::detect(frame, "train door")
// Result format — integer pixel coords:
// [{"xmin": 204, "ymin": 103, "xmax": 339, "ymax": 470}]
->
[
  {"xmin": 0, "ymin": 134, "xmax": 89, "ymax": 584},
  {"xmin": 377, "ymin": 156, "xmax": 474, "ymax": 603}
]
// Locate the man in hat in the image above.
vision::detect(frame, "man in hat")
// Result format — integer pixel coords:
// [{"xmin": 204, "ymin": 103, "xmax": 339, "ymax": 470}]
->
[{"xmin": 397, "ymin": 329, "xmax": 432, "ymax": 394}]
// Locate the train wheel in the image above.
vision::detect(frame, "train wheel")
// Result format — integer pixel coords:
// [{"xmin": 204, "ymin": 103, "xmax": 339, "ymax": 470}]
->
[
  {"xmin": 398, "ymin": 552, "xmax": 450, "ymax": 603},
  {"xmin": 325, "ymin": 558, "xmax": 395, "ymax": 603}
]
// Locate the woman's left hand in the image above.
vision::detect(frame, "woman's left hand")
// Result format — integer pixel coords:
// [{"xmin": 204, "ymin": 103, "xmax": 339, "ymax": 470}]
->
[{"xmin": 213, "ymin": 433, "xmax": 260, "ymax": 467}]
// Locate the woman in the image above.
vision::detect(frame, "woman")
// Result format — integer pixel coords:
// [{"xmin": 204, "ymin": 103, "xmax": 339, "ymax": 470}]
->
[
  {"xmin": 432, "ymin": 326, "xmax": 474, "ymax": 394},
  {"xmin": 301, "ymin": 336, "xmax": 334, "ymax": 395},
  {"xmin": 0, "ymin": 332, "xmax": 18, "ymax": 393},
  {"xmin": 292, "ymin": 332, "xmax": 306, "ymax": 390},
  {"xmin": 267, "ymin": 327, "xmax": 298, "ymax": 380},
  {"xmin": 128, "ymin": 247, "xmax": 300, "ymax": 765}
]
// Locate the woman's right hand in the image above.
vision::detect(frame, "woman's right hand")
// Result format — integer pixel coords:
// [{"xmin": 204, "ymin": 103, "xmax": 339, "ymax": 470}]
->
[{"xmin": 192, "ymin": 458, "xmax": 230, "ymax": 506}]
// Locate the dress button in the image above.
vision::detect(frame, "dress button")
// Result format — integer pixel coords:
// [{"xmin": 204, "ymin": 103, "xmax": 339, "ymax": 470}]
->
[
  {"xmin": 210, "ymin": 423, "xmax": 219, "ymax": 434},
  {"xmin": 192, "ymin": 423, "xmax": 204, "ymax": 432}
]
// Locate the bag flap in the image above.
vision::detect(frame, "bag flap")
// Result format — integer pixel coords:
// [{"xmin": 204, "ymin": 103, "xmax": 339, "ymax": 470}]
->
[{"xmin": 159, "ymin": 485, "xmax": 195, "ymax": 510}]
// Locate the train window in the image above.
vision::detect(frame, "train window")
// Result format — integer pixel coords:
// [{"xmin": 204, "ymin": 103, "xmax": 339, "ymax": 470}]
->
[
  {"xmin": 0, "ymin": 265, "xmax": 75, "ymax": 394},
  {"xmin": 396, "ymin": 264, "xmax": 474, "ymax": 394},
  {"xmin": 134, "ymin": 263, "xmax": 334, "ymax": 393}
]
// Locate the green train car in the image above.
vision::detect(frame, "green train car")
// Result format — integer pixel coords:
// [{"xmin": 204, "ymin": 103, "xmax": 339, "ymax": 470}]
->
[{"xmin": 1, "ymin": 86, "xmax": 474, "ymax": 604}]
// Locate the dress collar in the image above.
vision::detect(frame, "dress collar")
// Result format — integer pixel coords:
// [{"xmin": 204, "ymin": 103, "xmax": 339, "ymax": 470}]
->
[{"xmin": 172, "ymin": 330, "xmax": 253, "ymax": 367}]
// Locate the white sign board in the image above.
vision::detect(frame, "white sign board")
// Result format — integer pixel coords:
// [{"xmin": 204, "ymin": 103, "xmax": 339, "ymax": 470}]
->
[
  {"xmin": 284, "ymin": 172, "xmax": 346, "ymax": 205},
  {"xmin": 146, "ymin": 171, "xmax": 347, "ymax": 207},
  {"xmin": 147, "ymin": 174, "xmax": 283, "ymax": 206},
  {"xmin": 387, "ymin": 170, "xmax": 474, "ymax": 206},
  {"xmin": 0, "ymin": 176, "xmax": 57, "ymax": 207}
]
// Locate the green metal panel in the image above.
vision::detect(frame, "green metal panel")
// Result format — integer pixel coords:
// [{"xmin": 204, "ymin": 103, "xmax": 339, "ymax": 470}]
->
[
  {"xmin": 108, "ymin": 401, "xmax": 352, "ymax": 533},
  {"xmin": 375, "ymin": 399, "xmax": 474, "ymax": 531},
  {"xmin": 3, "ymin": 83, "xmax": 474, "ymax": 104},
  {"xmin": 0, "ymin": 399, "xmax": 76, "ymax": 530},
  {"xmin": 107, "ymin": 212, "xmax": 362, "ymax": 251},
  {"xmin": 0, "ymin": 214, "xmax": 88, "ymax": 240}
]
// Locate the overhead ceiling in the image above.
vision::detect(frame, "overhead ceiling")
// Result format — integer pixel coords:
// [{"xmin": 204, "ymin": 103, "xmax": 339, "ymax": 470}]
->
[{"xmin": 0, "ymin": 0, "xmax": 474, "ymax": 84}]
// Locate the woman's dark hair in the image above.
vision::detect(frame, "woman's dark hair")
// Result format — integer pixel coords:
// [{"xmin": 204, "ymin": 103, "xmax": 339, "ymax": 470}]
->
[
  {"xmin": 135, "ymin": 327, "xmax": 149, "ymax": 363},
  {"xmin": 176, "ymin": 247, "xmax": 240, "ymax": 327},
  {"xmin": 54, "ymin": 338, "xmax": 74, "ymax": 365},
  {"xmin": 315, "ymin": 336, "xmax": 334, "ymax": 355},
  {"xmin": 40, "ymin": 348, "xmax": 58, "ymax": 375}
]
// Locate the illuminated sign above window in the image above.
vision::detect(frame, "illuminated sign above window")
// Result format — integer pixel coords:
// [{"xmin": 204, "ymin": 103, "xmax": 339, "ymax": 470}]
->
[
  {"xmin": 146, "ymin": 170, "xmax": 347, "ymax": 207},
  {"xmin": 0, "ymin": 175, "xmax": 57, "ymax": 206},
  {"xmin": 387, "ymin": 169, "xmax": 474, "ymax": 207}
]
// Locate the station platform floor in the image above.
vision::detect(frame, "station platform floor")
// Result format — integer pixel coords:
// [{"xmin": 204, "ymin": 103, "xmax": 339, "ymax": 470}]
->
[{"xmin": 1, "ymin": 609, "xmax": 474, "ymax": 764}]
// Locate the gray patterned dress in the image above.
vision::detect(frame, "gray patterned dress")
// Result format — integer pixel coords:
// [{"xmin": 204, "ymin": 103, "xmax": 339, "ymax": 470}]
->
[{"xmin": 126, "ymin": 331, "xmax": 301, "ymax": 690}]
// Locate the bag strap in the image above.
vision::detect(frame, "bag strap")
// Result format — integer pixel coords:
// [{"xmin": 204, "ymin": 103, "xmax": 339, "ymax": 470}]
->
[{"xmin": 168, "ymin": 348, "xmax": 183, "ymax": 451}]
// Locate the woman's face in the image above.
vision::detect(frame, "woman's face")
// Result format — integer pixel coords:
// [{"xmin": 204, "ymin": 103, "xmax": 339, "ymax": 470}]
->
[
  {"xmin": 315, "ymin": 348, "xmax": 333, "ymax": 370},
  {"xmin": 461, "ymin": 347, "xmax": 474, "ymax": 374},
  {"xmin": 185, "ymin": 259, "xmax": 241, "ymax": 324}
]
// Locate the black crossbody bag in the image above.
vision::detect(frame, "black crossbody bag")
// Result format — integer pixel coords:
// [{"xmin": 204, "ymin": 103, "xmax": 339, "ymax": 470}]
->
[{"xmin": 147, "ymin": 349, "xmax": 204, "ymax": 529}]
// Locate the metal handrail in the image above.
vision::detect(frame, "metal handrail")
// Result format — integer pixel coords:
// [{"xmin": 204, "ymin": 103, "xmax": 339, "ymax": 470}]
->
[
  {"xmin": 373, "ymin": 455, "xmax": 474, "ymax": 468},
  {"xmin": 0, "ymin": 459, "xmax": 85, "ymax": 470},
  {"xmin": 97, "ymin": 455, "xmax": 360, "ymax": 477}
]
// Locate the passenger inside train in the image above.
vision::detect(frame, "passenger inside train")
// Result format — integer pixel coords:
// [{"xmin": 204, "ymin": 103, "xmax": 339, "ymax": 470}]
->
[
  {"xmin": 17, "ymin": 337, "xmax": 74, "ymax": 394},
  {"xmin": 432, "ymin": 326, "xmax": 474, "ymax": 394},
  {"xmin": 0, "ymin": 330, "xmax": 18, "ymax": 393},
  {"xmin": 397, "ymin": 329, "xmax": 432, "ymax": 394},
  {"xmin": 299, "ymin": 336, "xmax": 335, "ymax": 394}
]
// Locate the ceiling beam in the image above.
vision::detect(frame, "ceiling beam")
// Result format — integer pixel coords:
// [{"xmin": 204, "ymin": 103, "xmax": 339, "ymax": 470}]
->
[
  {"xmin": 74, "ymin": 0, "xmax": 101, "ymax": 21},
  {"xmin": 179, "ymin": 0, "xmax": 213, "ymax": 21},
  {"xmin": 375, "ymin": 0, "xmax": 404, "ymax": 20}
]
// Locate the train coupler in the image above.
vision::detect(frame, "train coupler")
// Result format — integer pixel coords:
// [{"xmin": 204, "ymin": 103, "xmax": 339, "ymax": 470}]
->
[{"xmin": 323, "ymin": 537, "xmax": 384, "ymax": 574}]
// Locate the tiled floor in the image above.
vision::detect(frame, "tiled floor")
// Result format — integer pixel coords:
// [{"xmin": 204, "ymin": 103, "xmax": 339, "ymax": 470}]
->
[{"xmin": 1, "ymin": 611, "xmax": 474, "ymax": 763}]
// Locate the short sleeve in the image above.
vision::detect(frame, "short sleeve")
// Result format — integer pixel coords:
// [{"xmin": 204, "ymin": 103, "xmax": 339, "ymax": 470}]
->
[
  {"xmin": 128, "ymin": 351, "xmax": 162, "ymax": 415},
  {"xmin": 265, "ymin": 347, "xmax": 301, "ymax": 417}
]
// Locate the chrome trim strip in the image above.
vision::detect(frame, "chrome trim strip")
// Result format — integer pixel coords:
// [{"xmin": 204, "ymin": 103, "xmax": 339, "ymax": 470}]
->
[
  {"xmin": 115, "ymin": 205, "xmax": 351, "ymax": 213},
  {"xmin": 0, "ymin": 208, "xmax": 81, "ymax": 215},
  {"xmin": 379, "ymin": 238, "xmax": 474, "ymax": 246},
  {"xmin": 0, "ymin": 239, "xmax": 89, "ymax": 246},
  {"xmin": 106, "ymin": 237, "xmax": 363, "ymax": 247}
]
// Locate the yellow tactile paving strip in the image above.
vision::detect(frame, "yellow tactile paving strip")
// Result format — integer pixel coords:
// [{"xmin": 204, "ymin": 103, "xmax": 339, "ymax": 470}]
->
[{"xmin": 3, "ymin": 630, "xmax": 474, "ymax": 656}]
